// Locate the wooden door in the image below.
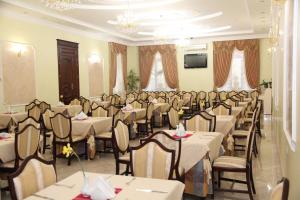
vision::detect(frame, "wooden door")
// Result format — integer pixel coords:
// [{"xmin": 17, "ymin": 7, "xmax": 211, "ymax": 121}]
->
[{"xmin": 57, "ymin": 39, "xmax": 80, "ymax": 104}]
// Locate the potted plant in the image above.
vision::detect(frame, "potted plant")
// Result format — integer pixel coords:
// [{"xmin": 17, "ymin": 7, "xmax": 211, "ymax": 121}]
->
[{"xmin": 127, "ymin": 69, "xmax": 139, "ymax": 92}]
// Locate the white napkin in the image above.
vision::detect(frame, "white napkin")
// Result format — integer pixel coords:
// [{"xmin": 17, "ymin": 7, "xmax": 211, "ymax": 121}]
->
[
  {"xmin": 152, "ymin": 99, "xmax": 158, "ymax": 104},
  {"xmin": 74, "ymin": 111, "xmax": 88, "ymax": 120},
  {"xmin": 88, "ymin": 176, "xmax": 116, "ymax": 200},
  {"xmin": 0, "ymin": 132, "xmax": 9, "ymax": 138},
  {"xmin": 57, "ymin": 101, "xmax": 65, "ymax": 106}
]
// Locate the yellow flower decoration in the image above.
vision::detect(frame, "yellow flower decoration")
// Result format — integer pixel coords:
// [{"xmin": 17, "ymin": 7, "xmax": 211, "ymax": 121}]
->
[
  {"xmin": 200, "ymin": 100, "xmax": 205, "ymax": 107},
  {"xmin": 62, "ymin": 143, "xmax": 73, "ymax": 158}
]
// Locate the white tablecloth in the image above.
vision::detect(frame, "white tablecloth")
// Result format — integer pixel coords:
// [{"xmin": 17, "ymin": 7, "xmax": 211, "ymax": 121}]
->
[
  {"xmin": 0, "ymin": 112, "xmax": 27, "ymax": 129},
  {"xmin": 72, "ymin": 117, "xmax": 112, "ymax": 137},
  {"xmin": 231, "ymin": 106, "xmax": 244, "ymax": 117},
  {"xmin": 163, "ymin": 130, "xmax": 223, "ymax": 171},
  {"xmin": 52, "ymin": 105, "xmax": 82, "ymax": 117},
  {"xmin": 25, "ymin": 172, "xmax": 185, "ymax": 200},
  {"xmin": 215, "ymin": 115, "xmax": 236, "ymax": 136},
  {"xmin": 0, "ymin": 134, "xmax": 15, "ymax": 163}
]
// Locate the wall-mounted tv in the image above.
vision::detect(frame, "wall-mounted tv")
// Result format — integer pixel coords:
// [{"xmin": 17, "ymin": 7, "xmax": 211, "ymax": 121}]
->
[{"xmin": 184, "ymin": 53, "xmax": 207, "ymax": 68}]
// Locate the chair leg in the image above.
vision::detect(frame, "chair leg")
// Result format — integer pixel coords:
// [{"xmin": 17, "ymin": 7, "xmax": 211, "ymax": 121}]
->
[
  {"xmin": 211, "ymin": 169, "xmax": 215, "ymax": 199},
  {"xmin": 68, "ymin": 154, "xmax": 71, "ymax": 166},
  {"xmin": 53, "ymin": 142, "xmax": 57, "ymax": 164},
  {"xmin": 85, "ymin": 140, "xmax": 88, "ymax": 160},
  {"xmin": 125, "ymin": 164, "xmax": 130, "ymax": 176},
  {"xmin": 250, "ymin": 163, "xmax": 256, "ymax": 194},
  {"xmin": 246, "ymin": 169, "xmax": 254, "ymax": 200},
  {"xmin": 115, "ymin": 161, "xmax": 120, "ymax": 175}
]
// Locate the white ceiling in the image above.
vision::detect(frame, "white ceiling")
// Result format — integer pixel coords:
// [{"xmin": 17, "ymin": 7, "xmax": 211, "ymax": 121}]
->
[{"xmin": 0, "ymin": 0, "xmax": 271, "ymax": 45}]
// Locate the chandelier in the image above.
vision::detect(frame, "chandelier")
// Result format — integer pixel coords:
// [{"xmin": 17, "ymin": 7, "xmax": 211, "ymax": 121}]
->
[
  {"xmin": 42, "ymin": 0, "xmax": 81, "ymax": 10},
  {"xmin": 115, "ymin": 10, "xmax": 138, "ymax": 33},
  {"xmin": 269, "ymin": 0, "xmax": 286, "ymax": 46}
]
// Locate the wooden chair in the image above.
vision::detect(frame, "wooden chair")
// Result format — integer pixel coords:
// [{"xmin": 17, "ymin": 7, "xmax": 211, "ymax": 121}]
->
[
  {"xmin": 50, "ymin": 113, "xmax": 87, "ymax": 166},
  {"xmin": 70, "ymin": 98, "xmax": 81, "ymax": 105},
  {"xmin": 250, "ymin": 90, "xmax": 259, "ymax": 99},
  {"xmin": 136, "ymin": 103, "xmax": 154, "ymax": 136},
  {"xmin": 91, "ymin": 105, "xmax": 108, "ymax": 117},
  {"xmin": 140, "ymin": 131, "xmax": 183, "ymax": 182},
  {"xmin": 212, "ymin": 102, "xmax": 232, "ymax": 115},
  {"xmin": 239, "ymin": 90, "xmax": 249, "ymax": 98},
  {"xmin": 112, "ymin": 120, "xmax": 131, "ymax": 175},
  {"xmin": 225, "ymin": 97, "xmax": 239, "ymax": 107},
  {"xmin": 212, "ymin": 124, "xmax": 256, "ymax": 200},
  {"xmin": 181, "ymin": 92, "xmax": 192, "ymax": 114},
  {"xmin": 0, "ymin": 124, "xmax": 40, "ymax": 174},
  {"xmin": 18, "ymin": 116, "xmax": 40, "ymax": 131},
  {"xmin": 228, "ymin": 91, "xmax": 238, "ymax": 98},
  {"xmin": 130, "ymin": 139, "xmax": 175, "ymax": 180},
  {"xmin": 219, "ymin": 91, "xmax": 228, "ymax": 101},
  {"xmin": 38, "ymin": 101, "xmax": 51, "ymax": 114},
  {"xmin": 42, "ymin": 109, "xmax": 54, "ymax": 153},
  {"xmin": 25, "ymin": 102, "xmax": 37, "ymax": 112},
  {"xmin": 184, "ymin": 111, "xmax": 216, "ymax": 132},
  {"xmin": 28, "ymin": 104, "xmax": 41, "ymax": 122},
  {"xmin": 167, "ymin": 106, "xmax": 180, "ymax": 129},
  {"xmin": 208, "ymin": 91, "xmax": 218, "ymax": 107},
  {"xmin": 81, "ymin": 99, "xmax": 91, "ymax": 115},
  {"xmin": 8, "ymin": 155, "xmax": 56, "ymax": 200},
  {"xmin": 271, "ymin": 178, "xmax": 289, "ymax": 200}
]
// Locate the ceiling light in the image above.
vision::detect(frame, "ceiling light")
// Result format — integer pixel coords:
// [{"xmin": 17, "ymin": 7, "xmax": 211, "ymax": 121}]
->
[
  {"xmin": 71, "ymin": 0, "xmax": 182, "ymax": 10},
  {"xmin": 41, "ymin": 0, "xmax": 81, "ymax": 10}
]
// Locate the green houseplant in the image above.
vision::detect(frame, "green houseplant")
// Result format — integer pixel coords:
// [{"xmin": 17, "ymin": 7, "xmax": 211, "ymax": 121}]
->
[{"xmin": 127, "ymin": 69, "xmax": 139, "ymax": 92}]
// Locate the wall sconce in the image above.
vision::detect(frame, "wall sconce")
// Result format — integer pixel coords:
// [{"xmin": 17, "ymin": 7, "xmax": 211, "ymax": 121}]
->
[
  {"xmin": 10, "ymin": 43, "xmax": 27, "ymax": 57},
  {"xmin": 88, "ymin": 53, "xmax": 101, "ymax": 64}
]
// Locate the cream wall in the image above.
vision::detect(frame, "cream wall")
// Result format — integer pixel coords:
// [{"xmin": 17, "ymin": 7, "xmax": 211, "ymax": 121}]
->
[
  {"xmin": 272, "ymin": 1, "xmax": 300, "ymax": 199},
  {"xmin": 0, "ymin": 15, "xmax": 109, "ymax": 112}
]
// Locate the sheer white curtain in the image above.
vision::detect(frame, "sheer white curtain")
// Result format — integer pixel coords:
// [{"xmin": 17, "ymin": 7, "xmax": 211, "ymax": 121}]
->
[
  {"xmin": 144, "ymin": 52, "xmax": 172, "ymax": 91},
  {"xmin": 218, "ymin": 49, "xmax": 251, "ymax": 91},
  {"xmin": 113, "ymin": 53, "xmax": 125, "ymax": 95}
]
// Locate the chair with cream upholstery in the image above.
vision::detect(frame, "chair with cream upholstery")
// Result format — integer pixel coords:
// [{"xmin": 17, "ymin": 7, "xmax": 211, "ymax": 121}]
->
[
  {"xmin": 167, "ymin": 106, "xmax": 179, "ymax": 129},
  {"xmin": 38, "ymin": 101, "xmax": 51, "ymax": 114},
  {"xmin": 50, "ymin": 113, "xmax": 87, "ymax": 166},
  {"xmin": 140, "ymin": 131, "xmax": 183, "ymax": 181},
  {"xmin": 18, "ymin": 117, "xmax": 40, "ymax": 131},
  {"xmin": 91, "ymin": 105, "xmax": 108, "ymax": 117},
  {"xmin": 8, "ymin": 155, "xmax": 56, "ymax": 200},
  {"xmin": 130, "ymin": 139, "xmax": 175, "ymax": 180},
  {"xmin": 212, "ymin": 124, "xmax": 256, "ymax": 200},
  {"xmin": 112, "ymin": 120, "xmax": 131, "ymax": 175},
  {"xmin": 212, "ymin": 102, "xmax": 232, "ymax": 115},
  {"xmin": 250, "ymin": 90, "xmax": 259, "ymax": 99},
  {"xmin": 185, "ymin": 111, "xmax": 216, "ymax": 132},
  {"xmin": 171, "ymin": 98, "xmax": 179, "ymax": 110},
  {"xmin": 219, "ymin": 91, "xmax": 228, "ymax": 102},
  {"xmin": 148, "ymin": 95, "xmax": 154, "ymax": 102},
  {"xmin": 136, "ymin": 103, "xmax": 154, "ymax": 136},
  {"xmin": 270, "ymin": 178, "xmax": 289, "ymax": 200},
  {"xmin": 208, "ymin": 91, "xmax": 218, "ymax": 107},
  {"xmin": 42, "ymin": 109, "xmax": 54, "ymax": 154},
  {"xmin": 106, "ymin": 105, "xmax": 120, "ymax": 117},
  {"xmin": 225, "ymin": 97, "xmax": 239, "ymax": 107},
  {"xmin": 28, "ymin": 104, "xmax": 41, "ymax": 122},
  {"xmin": 70, "ymin": 98, "xmax": 81, "ymax": 106},
  {"xmin": 181, "ymin": 92, "xmax": 192, "ymax": 114},
  {"xmin": 25, "ymin": 102, "xmax": 36, "ymax": 112},
  {"xmin": 239, "ymin": 90, "xmax": 249, "ymax": 98},
  {"xmin": 228, "ymin": 91, "xmax": 238, "ymax": 98},
  {"xmin": 102, "ymin": 93, "xmax": 108, "ymax": 101},
  {"xmin": 81, "ymin": 99, "xmax": 91, "ymax": 115},
  {"xmin": 129, "ymin": 100, "xmax": 142, "ymax": 109}
]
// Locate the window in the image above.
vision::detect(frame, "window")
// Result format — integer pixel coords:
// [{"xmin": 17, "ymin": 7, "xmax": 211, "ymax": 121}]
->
[
  {"xmin": 218, "ymin": 49, "xmax": 251, "ymax": 91},
  {"xmin": 144, "ymin": 52, "xmax": 172, "ymax": 91},
  {"xmin": 113, "ymin": 53, "xmax": 125, "ymax": 95}
]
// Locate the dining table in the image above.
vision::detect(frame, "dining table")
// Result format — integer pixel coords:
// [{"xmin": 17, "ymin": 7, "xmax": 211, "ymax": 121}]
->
[
  {"xmin": 52, "ymin": 105, "xmax": 82, "ymax": 117},
  {"xmin": 0, "ymin": 112, "xmax": 28, "ymax": 129},
  {"xmin": 0, "ymin": 133, "xmax": 15, "ymax": 163},
  {"xmin": 25, "ymin": 172, "xmax": 185, "ymax": 200},
  {"xmin": 162, "ymin": 130, "xmax": 223, "ymax": 197}
]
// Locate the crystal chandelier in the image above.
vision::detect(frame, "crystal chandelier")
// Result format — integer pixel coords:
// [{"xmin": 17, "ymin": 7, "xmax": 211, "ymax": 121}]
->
[
  {"xmin": 116, "ymin": 10, "xmax": 138, "ymax": 33},
  {"xmin": 42, "ymin": 0, "xmax": 81, "ymax": 10}
]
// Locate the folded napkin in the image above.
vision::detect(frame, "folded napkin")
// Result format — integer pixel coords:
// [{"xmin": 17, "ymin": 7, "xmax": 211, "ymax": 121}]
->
[
  {"xmin": 88, "ymin": 176, "xmax": 116, "ymax": 200},
  {"xmin": 57, "ymin": 101, "xmax": 65, "ymax": 106},
  {"xmin": 74, "ymin": 112, "xmax": 88, "ymax": 120},
  {"xmin": 152, "ymin": 99, "xmax": 158, "ymax": 104},
  {"xmin": 0, "ymin": 132, "xmax": 10, "ymax": 139}
]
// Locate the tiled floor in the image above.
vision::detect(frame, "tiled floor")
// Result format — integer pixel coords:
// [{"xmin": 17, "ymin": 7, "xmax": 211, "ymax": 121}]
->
[{"xmin": 1, "ymin": 115, "xmax": 282, "ymax": 200}]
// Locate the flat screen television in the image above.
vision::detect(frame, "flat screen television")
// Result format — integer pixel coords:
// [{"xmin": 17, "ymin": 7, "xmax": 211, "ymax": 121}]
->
[{"xmin": 184, "ymin": 53, "xmax": 207, "ymax": 68}]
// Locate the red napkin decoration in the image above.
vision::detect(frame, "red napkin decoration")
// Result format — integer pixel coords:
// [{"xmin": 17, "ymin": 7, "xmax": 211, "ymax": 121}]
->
[
  {"xmin": 173, "ymin": 133, "xmax": 192, "ymax": 139},
  {"xmin": 72, "ymin": 188, "xmax": 122, "ymax": 200}
]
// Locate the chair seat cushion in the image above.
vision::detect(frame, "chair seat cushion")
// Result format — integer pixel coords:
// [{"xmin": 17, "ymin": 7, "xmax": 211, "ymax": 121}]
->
[
  {"xmin": 182, "ymin": 106, "xmax": 190, "ymax": 110},
  {"xmin": 56, "ymin": 135, "xmax": 86, "ymax": 142},
  {"xmin": 95, "ymin": 131, "xmax": 112, "ymax": 139},
  {"xmin": 232, "ymin": 130, "xmax": 248, "ymax": 137},
  {"xmin": 136, "ymin": 119, "xmax": 146, "ymax": 124},
  {"xmin": 119, "ymin": 153, "xmax": 130, "ymax": 162},
  {"xmin": 213, "ymin": 156, "xmax": 246, "ymax": 169}
]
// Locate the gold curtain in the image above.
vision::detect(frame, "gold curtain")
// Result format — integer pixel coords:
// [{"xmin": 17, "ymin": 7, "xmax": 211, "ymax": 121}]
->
[
  {"xmin": 213, "ymin": 39, "xmax": 260, "ymax": 89},
  {"xmin": 139, "ymin": 44, "xmax": 179, "ymax": 89},
  {"xmin": 109, "ymin": 42, "xmax": 127, "ymax": 94}
]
